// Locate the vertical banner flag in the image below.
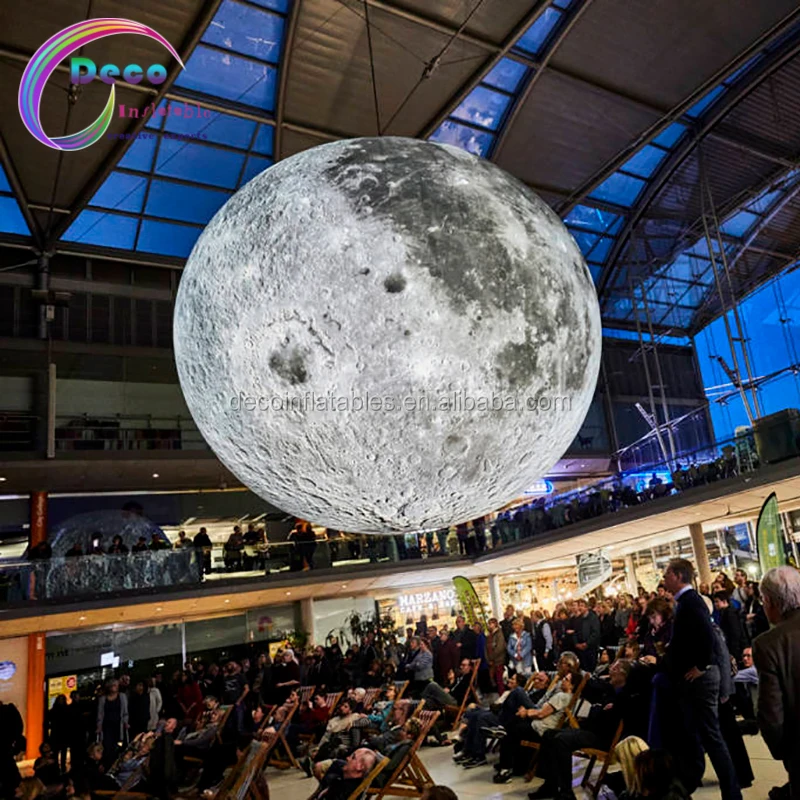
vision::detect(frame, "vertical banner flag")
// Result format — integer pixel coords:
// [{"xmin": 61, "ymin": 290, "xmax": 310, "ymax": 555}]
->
[
  {"xmin": 452, "ymin": 576, "xmax": 489, "ymax": 628},
  {"xmin": 756, "ymin": 492, "xmax": 787, "ymax": 574}
]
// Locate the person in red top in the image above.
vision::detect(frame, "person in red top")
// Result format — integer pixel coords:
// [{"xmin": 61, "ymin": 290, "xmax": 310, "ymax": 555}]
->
[
  {"xmin": 287, "ymin": 692, "xmax": 330, "ymax": 754},
  {"xmin": 176, "ymin": 671, "xmax": 204, "ymax": 725}
]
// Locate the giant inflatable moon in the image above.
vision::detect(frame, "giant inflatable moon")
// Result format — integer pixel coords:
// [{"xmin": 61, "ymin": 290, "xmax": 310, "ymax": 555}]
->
[{"xmin": 174, "ymin": 137, "xmax": 601, "ymax": 534}]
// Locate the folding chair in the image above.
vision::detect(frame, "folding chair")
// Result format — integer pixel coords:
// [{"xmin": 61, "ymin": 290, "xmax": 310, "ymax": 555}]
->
[
  {"xmin": 393, "ymin": 680, "xmax": 410, "ymax": 701},
  {"xmin": 267, "ymin": 701, "xmax": 300, "ymax": 769},
  {"xmin": 522, "ymin": 672, "xmax": 590, "ymax": 781},
  {"xmin": 212, "ymin": 736, "xmax": 273, "ymax": 800},
  {"xmin": 362, "ymin": 687, "xmax": 382, "ymax": 711},
  {"xmin": 574, "ymin": 719, "xmax": 625, "ymax": 799},
  {"xmin": 365, "ymin": 710, "xmax": 440, "ymax": 799},
  {"xmin": 450, "ymin": 660, "xmax": 481, "ymax": 727},
  {"xmin": 324, "ymin": 691, "xmax": 343, "ymax": 711},
  {"xmin": 409, "ymin": 699, "xmax": 425, "ymax": 719},
  {"xmin": 346, "ymin": 755, "xmax": 390, "ymax": 800},
  {"xmin": 299, "ymin": 685, "xmax": 316, "ymax": 704}
]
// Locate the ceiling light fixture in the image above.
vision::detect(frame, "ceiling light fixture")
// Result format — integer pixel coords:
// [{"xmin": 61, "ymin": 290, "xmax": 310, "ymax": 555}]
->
[{"xmin": 152, "ymin": 473, "xmax": 160, "ymax": 478}]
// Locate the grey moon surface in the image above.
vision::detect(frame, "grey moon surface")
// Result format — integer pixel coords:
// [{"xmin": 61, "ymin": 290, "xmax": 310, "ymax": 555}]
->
[{"xmin": 174, "ymin": 137, "xmax": 602, "ymax": 534}]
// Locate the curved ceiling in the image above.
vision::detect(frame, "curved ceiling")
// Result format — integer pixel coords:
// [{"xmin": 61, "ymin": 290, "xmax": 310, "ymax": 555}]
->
[{"xmin": 2, "ymin": 0, "xmax": 800, "ymax": 335}]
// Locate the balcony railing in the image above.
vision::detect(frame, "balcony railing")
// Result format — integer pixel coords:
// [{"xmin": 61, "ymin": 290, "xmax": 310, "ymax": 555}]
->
[{"xmin": 55, "ymin": 414, "xmax": 209, "ymax": 451}]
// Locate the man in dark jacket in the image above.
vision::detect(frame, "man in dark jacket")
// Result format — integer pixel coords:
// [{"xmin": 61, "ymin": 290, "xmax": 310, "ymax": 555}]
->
[
  {"xmin": 529, "ymin": 659, "xmax": 637, "ymax": 799},
  {"xmin": 147, "ymin": 717, "xmax": 178, "ymax": 800},
  {"xmin": 714, "ymin": 591, "xmax": 747, "ymax": 662},
  {"xmin": 661, "ymin": 559, "xmax": 741, "ymax": 800},
  {"xmin": 0, "ymin": 700, "xmax": 23, "ymax": 798},
  {"xmin": 572, "ymin": 599, "xmax": 600, "ymax": 672},
  {"xmin": 311, "ymin": 747, "xmax": 379, "ymax": 800},
  {"xmin": 454, "ymin": 616, "xmax": 478, "ymax": 660},
  {"xmin": 754, "ymin": 566, "xmax": 800, "ymax": 798}
]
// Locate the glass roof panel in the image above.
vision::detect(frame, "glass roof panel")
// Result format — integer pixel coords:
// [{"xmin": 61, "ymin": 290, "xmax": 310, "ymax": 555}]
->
[
  {"xmin": 164, "ymin": 107, "xmax": 255, "ymax": 149},
  {"xmin": 745, "ymin": 187, "xmax": 783, "ymax": 214},
  {"xmin": 589, "ymin": 172, "xmax": 646, "ymax": 207},
  {"xmin": 451, "ymin": 85, "xmax": 512, "ymax": 131},
  {"xmin": 563, "ymin": 204, "xmax": 621, "ymax": 234},
  {"xmin": 202, "ymin": 0, "xmax": 284, "ymax": 63},
  {"xmin": 429, "ymin": 121, "xmax": 493, "ymax": 157},
  {"xmin": 145, "ymin": 179, "xmax": 231, "ymax": 225},
  {"xmin": 240, "ymin": 155, "xmax": 273, "ymax": 186},
  {"xmin": 0, "ymin": 167, "xmax": 12, "ymax": 194},
  {"xmin": 117, "ymin": 136, "xmax": 157, "ymax": 172},
  {"xmin": 620, "ymin": 144, "xmax": 668, "ymax": 179},
  {"xmin": 588, "ymin": 264, "xmax": 602, "ymax": 283},
  {"xmin": 252, "ymin": 125, "xmax": 275, "ymax": 156},
  {"xmin": 0, "ymin": 196, "xmax": 29, "ymax": 236},
  {"xmin": 89, "ymin": 172, "xmax": 147, "ymax": 213},
  {"xmin": 248, "ymin": 0, "xmax": 289, "ymax": 10},
  {"xmin": 720, "ymin": 209, "xmax": 759, "ymax": 238},
  {"xmin": 175, "ymin": 46, "xmax": 278, "ymax": 110},
  {"xmin": 156, "ymin": 139, "xmax": 245, "ymax": 189},
  {"xmin": 587, "ymin": 235, "xmax": 613, "ymax": 263},
  {"xmin": 685, "ymin": 85, "xmax": 725, "ymax": 118},
  {"xmin": 144, "ymin": 102, "xmax": 168, "ymax": 130},
  {"xmin": 516, "ymin": 7, "xmax": 562, "ymax": 56},
  {"xmin": 483, "ymin": 59, "xmax": 527, "ymax": 93},
  {"xmin": 63, "ymin": 211, "xmax": 138, "ymax": 249},
  {"xmin": 137, "ymin": 220, "xmax": 202, "ymax": 258},
  {"xmin": 652, "ymin": 122, "xmax": 686, "ymax": 148},
  {"xmin": 569, "ymin": 230, "xmax": 598, "ymax": 258}
]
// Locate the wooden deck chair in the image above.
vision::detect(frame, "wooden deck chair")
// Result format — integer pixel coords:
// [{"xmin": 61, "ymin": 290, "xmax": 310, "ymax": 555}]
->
[
  {"xmin": 299, "ymin": 685, "xmax": 316, "ymax": 704},
  {"xmin": 522, "ymin": 672, "xmax": 590, "ymax": 781},
  {"xmin": 324, "ymin": 691, "xmax": 343, "ymax": 711},
  {"xmin": 362, "ymin": 687, "xmax": 382, "ymax": 710},
  {"xmin": 267, "ymin": 701, "xmax": 300, "ymax": 769},
  {"xmin": 409, "ymin": 699, "xmax": 425, "ymax": 719},
  {"xmin": 450, "ymin": 660, "xmax": 481, "ymax": 727},
  {"xmin": 228, "ymin": 739, "xmax": 271, "ymax": 800},
  {"xmin": 216, "ymin": 704, "xmax": 235, "ymax": 744},
  {"xmin": 211, "ymin": 736, "xmax": 274, "ymax": 800},
  {"xmin": 574, "ymin": 719, "xmax": 625, "ymax": 799},
  {"xmin": 365, "ymin": 710, "xmax": 440, "ymax": 799},
  {"xmin": 393, "ymin": 680, "xmax": 409, "ymax": 701},
  {"xmin": 345, "ymin": 755, "xmax": 390, "ymax": 800}
]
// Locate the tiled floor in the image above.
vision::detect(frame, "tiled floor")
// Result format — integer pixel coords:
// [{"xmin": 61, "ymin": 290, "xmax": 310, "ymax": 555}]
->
[{"xmin": 265, "ymin": 733, "xmax": 788, "ymax": 799}]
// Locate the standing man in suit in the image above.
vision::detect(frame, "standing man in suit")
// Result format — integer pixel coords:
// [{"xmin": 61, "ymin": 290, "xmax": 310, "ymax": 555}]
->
[
  {"xmin": 754, "ymin": 565, "xmax": 800, "ymax": 798},
  {"xmin": 662, "ymin": 558, "xmax": 741, "ymax": 800}
]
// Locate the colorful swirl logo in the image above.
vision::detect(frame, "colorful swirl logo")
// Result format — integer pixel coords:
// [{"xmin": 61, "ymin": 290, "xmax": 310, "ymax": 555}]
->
[{"xmin": 19, "ymin": 19, "xmax": 184, "ymax": 152}]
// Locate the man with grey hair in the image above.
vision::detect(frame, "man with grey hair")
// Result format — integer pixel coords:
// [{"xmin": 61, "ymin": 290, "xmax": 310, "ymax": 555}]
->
[{"xmin": 754, "ymin": 565, "xmax": 800, "ymax": 798}]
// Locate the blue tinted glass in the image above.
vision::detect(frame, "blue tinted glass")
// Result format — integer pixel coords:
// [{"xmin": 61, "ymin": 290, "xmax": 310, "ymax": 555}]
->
[
  {"xmin": 652, "ymin": 122, "xmax": 686, "ymax": 148},
  {"xmin": 685, "ymin": 85, "xmax": 725, "ymax": 118},
  {"xmin": 451, "ymin": 86, "xmax": 512, "ymax": 131},
  {"xmin": 746, "ymin": 187, "xmax": 783, "ymax": 214},
  {"xmin": 483, "ymin": 59, "xmax": 527, "ymax": 93},
  {"xmin": 89, "ymin": 172, "xmax": 147, "ymax": 213},
  {"xmin": 246, "ymin": 0, "xmax": 290, "ymax": 13},
  {"xmin": 723, "ymin": 55, "xmax": 761, "ymax": 86},
  {"xmin": 144, "ymin": 101, "xmax": 168, "ymax": 129},
  {"xmin": 203, "ymin": 0, "xmax": 284, "ymax": 63},
  {"xmin": 588, "ymin": 263, "xmax": 602, "ymax": 283},
  {"xmin": 164, "ymin": 106, "xmax": 255, "ymax": 149},
  {"xmin": 63, "ymin": 211, "xmax": 138, "ymax": 249},
  {"xmin": 0, "ymin": 196, "xmax": 28, "ymax": 235},
  {"xmin": 563, "ymin": 204, "xmax": 620, "ymax": 234},
  {"xmin": 516, "ymin": 7, "xmax": 562, "ymax": 55},
  {"xmin": 552, "ymin": 0, "xmax": 574, "ymax": 8},
  {"xmin": 587, "ymin": 235, "xmax": 613, "ymax": 263},
  {"xmin": 569, "ymin": 230, "xmax": 598, "ymax": 258},
  {"xmin": 145, "ymin": 179, "xmax": 231, "ymax": 224},
  {"xmin": 686, "ymin": 237, "xmax": 720, "ymax": 257},
  {"xmin": 118, "ymin": 135, "xmax": 157, "ymax": 172},
  {"xmin": 589, "ymin": 172, "xmax": 646, "ymax": 207},
  {"xmin": 664, "ymin": 253, "xmax": 709, "ymax": 283},
  {"xmin": 252, "ymin": 125, "xmax": 274, "ymax": 156},
  {"xmin": 676, "ymin": 282, "xmax": 707, "ymax": 308},
  {"xmin": 607, "ymin": 295, "xmax": 633, "ymax": 318},
  {"xmin": 156, "ymin": 139, "xmax": 245, "ymax": 189},
  {"xmin": 177, "ymin": 46, "xmax": 278, "ymax": 110},
  {"xmin": 240, "ymin": 155, "xmax": 273, "ymax": 185},
  {"xmin": 720, "ymin": 209, "xmax": 759, "ymax": 237},
  {"xmin": 137, "ymin": 220, "xmax": 203, "ymax": 258},
  {"xmin": 0, "ymin": 167, "xmax": 12, "ymax": 194},
  {"xmin": 429, "ymin": 121, "xmax": 493, "ymax": 158},
  {"xmin": 621, "ymin": 144, "xmax": 668, "ymax": 178}
]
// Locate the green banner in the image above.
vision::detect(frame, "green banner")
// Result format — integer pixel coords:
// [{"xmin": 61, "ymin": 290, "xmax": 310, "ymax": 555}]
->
[
  {"xmin": 452, "ymin": 575, "xmax": 489, "ymax": 628},
  {"xmin": 756, "ymin": 492, "xmax": 787, "ymax": 574}
]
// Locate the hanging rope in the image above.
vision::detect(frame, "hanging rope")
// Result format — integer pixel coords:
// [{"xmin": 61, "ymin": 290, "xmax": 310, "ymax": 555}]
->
[{"xmin": 363, "ymin": 0, "xmax": 382, "ymax": 135}]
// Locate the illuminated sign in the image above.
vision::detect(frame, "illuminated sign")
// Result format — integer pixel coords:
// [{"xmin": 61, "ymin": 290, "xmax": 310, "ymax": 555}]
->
[
  {"xmin": 398, "ymin": 588, "xmax": 455, "ymax": 613},
  {"xmin": 524, "ymin": 480, "xmax": 554, "ymax": 495}
]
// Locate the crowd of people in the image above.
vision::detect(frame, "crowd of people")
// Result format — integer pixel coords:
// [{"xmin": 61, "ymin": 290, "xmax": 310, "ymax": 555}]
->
[{"xmin": 2, "ymin": 561, "xmax": 798, "ymax": 800}]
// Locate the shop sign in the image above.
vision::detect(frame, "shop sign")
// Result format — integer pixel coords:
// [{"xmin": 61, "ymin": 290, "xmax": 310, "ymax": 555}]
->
[
  {"xmin": 524, "ymin": 480, "xmax": 553, "ymax": 495},
  {"xmin": 397, "ymin": 588, "xmax": 455, "ymax": 613},
  {"xmin": 47, "ymin": 675, "xmax": 76, "ymax": 708}
]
